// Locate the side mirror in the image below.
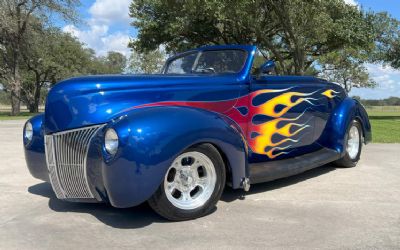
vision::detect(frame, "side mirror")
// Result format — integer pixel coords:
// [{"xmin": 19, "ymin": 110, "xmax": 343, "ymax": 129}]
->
[{"xmin": 258, "ymin": 60, "xmax": 276, "ymax": 76}]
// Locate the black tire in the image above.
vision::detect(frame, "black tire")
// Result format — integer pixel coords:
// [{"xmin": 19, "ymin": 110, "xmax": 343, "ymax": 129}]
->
[
  {"xmin": 334, "ymin": 120, "xmax": 363, "ymax": 168},
  {"xmin": 148, "ymin": 143, "xmax": 226, "ymax": 221}
]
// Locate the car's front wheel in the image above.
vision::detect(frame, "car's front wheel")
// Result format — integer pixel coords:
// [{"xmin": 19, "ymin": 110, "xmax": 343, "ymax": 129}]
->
[
  {"xmin": 334, "ymin": 120, "xmax": 363, "ymax": 168},
  {"xmin": 148, "ymin": 143, "xmax": 226, "ymax": 221}
]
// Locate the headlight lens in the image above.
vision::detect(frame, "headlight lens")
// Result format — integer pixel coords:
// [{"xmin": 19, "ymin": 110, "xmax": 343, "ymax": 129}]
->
[
  {"xmin": 24, "ymin": 122, "xmax": 33, "ymax": 142},
  {"xmin": 105, "ymin": 128, "xmax": 119, "ymax": 155}
]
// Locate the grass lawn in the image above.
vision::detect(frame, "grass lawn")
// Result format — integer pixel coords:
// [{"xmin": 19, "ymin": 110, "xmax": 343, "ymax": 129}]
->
[{"xmin": 366, "ymin": 108, "xmax": 400, "ymax": 143}]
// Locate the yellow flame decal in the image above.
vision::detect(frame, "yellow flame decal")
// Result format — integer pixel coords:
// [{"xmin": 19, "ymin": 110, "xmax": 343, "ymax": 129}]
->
[
  {"xmin": 322, "ymin": 89, "xmax": 339, "ymax": 99},
  {"xmin": 249, "ymin": 90, "xmax": 318, "ymax": 159}
]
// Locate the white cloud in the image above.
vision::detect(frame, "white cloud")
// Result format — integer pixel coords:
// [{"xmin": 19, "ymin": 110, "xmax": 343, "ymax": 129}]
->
[
  {"xmin": 89, "ymin": 0, "xmax": 131, "ymax": 24},
  {"xmin": 350, "ymin": 64, "xmax": 400, "ymax": 99},
  {"xmin": 62, "ymin": 0, "xmax": 132, "ymax": 56},
  {"xmin": 344, "ymin": 0, "xmax": 358, "ymax": 6}
]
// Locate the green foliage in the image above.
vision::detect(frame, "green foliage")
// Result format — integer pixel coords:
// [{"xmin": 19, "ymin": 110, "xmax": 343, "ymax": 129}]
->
[
  {"xmin": 102, "ymin": 51, "xmax": 128, "ymax": 74},
  {"xmin": 0, "ymin": 0, "xmax": 81, "ymax": 115},
  {"xmin": 129, "ymin": 0, "xmax": 400, "ymax": 91},
  {"xmin": 128, "ymin": 49, "xmax": 166, "ymax": 74},
  {"xmin": 130, "ymin": 1, "xmax": 372, "ymax": 71},
  {"xmin": 0, "ymin": 1, "xmax": 128, "ymax": 113},
  {"xmin": 367, "ymin": 12, "xmax": 400, "ymax": 68},
  {"xmin": 0, "ymin": 90, "xmax": 10, "ymax": 105},
  {"xmin": 319, "ymin": 49, "xmax": 376, "ymax": 91}
]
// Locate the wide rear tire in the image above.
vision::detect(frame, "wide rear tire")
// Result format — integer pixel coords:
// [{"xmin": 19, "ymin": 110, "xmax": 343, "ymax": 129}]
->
[
  {"xmin": 334, "ymin": 120, "xmax": 363, "ymax": 168},
  {"xmin": 148, "ymin": 143, "xmax": 226, "ymax": 221}
]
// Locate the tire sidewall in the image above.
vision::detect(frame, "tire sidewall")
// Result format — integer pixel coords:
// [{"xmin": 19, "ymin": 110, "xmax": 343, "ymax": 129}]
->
[
  {"xmin": 151, "ymin": 144, "xmax": 226, "ymax": 220},
  {"xmin": 344, "ymin": 120, "xmax": 363, "ymax": 163}
]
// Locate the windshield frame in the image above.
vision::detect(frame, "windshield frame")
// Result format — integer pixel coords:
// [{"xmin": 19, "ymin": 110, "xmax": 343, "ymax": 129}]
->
[{"xmin": 162, "ymin": 49, "xmax": 249, "ymax": 75}]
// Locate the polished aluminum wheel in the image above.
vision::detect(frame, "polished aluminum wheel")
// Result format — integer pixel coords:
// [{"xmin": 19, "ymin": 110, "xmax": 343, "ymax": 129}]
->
[
  {"xmin": 164, "ymin": 151, "xmax": 217, "ymax": 210},
  {"xmin": 347, "ymin": 125, "xmax": 360, "ymax": 160}
]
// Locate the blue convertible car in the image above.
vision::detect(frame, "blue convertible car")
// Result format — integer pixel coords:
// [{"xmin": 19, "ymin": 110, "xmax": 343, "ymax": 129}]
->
[{"xmin": 24, "ymin": 45, "xmax": 371, "ymax": 220}]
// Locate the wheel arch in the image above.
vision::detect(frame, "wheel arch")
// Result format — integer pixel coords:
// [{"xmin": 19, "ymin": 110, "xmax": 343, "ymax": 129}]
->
[
  {"xmin": 102, "ymin": 106, "xmax": 248, "ymax": 208},
  {"xmin": 320, "ymin": 97, "xmax": 371, "ymax": 156}
]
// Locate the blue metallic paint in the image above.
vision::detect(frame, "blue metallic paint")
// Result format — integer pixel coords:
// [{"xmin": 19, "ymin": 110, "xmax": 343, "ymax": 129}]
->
[
  {"xmin": 98, "ymin": 106, "xmax": 247, "ymax": 207},
  {"xmin": 24, "ymin": 114, "xmax": 48, "ymax": 182},
  {"xmin": 24, "ymin": 45, "xmax": 371, "ymax": 208}
]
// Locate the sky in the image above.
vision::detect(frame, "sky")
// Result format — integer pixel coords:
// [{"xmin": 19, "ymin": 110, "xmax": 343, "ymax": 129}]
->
[{"xmin": 59, "ymin": 0, "xmax": 400, "ymax": 99}]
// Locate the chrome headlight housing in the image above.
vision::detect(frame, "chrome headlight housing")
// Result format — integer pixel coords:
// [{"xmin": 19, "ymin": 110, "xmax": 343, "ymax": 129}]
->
[
  {"xmin": 104, "ymin": 128, "xmax": 119, "ymax": 155},
  {"xmin": 24, "ymin": 122, "xmax": 33, "ymax": 142}
]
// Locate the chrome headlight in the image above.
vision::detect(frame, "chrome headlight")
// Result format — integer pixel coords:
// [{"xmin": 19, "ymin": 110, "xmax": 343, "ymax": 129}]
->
[
  {"xmin": 105, "ymin": 128, "xmax": 119, "ymax": 155},
  {"xmin": 24, "ymin": 122, "xmax": 33, "ymax": 142}
]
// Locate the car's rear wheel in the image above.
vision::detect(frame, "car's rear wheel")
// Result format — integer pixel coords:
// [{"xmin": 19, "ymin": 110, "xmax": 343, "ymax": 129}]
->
[
  {"xmin": 334, "ymin": 120, "xmax": 363, "ymax": 168},
  {"xmin": 148, "ymin": 143, "xmax": 226, "ymax": 221}
]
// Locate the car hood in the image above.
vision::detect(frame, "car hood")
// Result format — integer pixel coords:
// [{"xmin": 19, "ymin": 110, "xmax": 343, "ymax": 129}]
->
[{"xmin": 44, "ymin": 74, "xmax": 243, "ymax": 133}]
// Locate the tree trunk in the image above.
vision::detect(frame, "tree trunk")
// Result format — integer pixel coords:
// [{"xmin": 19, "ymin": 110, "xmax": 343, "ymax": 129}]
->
[
  {"xmin": 10, "ymin": 77, "xmax": 21, "ymax": 116},
  {"xmin": 27, "ymin": 102, "xmax": 38, "ymax": 113},
  {"xmin": 30, "ymin": 82, "xmax": 42, "ymax": 113}
]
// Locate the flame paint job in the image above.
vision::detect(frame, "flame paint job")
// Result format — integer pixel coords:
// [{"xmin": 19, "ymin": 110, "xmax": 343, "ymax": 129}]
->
[
  {"xmin": 23, "ymin": 45, "xmax": 372, "ymax": 208},
  {"xmin": 127, "ymin": 88, "xmax": 339, "ymax": 159}
]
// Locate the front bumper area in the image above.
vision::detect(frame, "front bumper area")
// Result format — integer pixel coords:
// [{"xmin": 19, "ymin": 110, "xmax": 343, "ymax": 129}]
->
[{"xmin": 24, "ymin": 117, "xmax": 165, "ymax": 208}]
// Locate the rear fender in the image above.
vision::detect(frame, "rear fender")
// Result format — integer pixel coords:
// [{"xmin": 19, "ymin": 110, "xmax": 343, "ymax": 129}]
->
[
  {"xmin": 319, "ymin": 97, "xmax": 371, "ymax": 156},
  {"xmin": 102, "ymin": 106, "xmax": 248, "ymax": 208}
]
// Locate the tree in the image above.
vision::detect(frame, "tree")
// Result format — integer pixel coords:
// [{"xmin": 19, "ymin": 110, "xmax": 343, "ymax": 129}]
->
[
  {"xmin": 130, "ymin": 0, "xmax": 373, "ymax": 73},
  {"xmin": 86, "ymin": 51, "xmax": 127, "ymax": 75},
  {"xmin": 369, "ymin": 12, "xmax": 400, "ymax": 69},
  {"xmin": 318, "ymin": 49, "xmax": 376, "ymax": 92},
  {"xmin": 20, "ymin": 24, "xmax": 97, "ymax": 113},
  {"xmin": 128, "ymin": 49, "xmax": 166, "ymax": 74},
  {"xmin": 18, "ymin": 23, "xmax": 128, "ymax": 113},
  {"xmin": 129, "ymin": 0, "xmax": 400, "ymax": 91},
  {"xmin": 0, "ymin": 0, "xmax": 80, "ymax": 115},
  {"xmin": 103, "ymin": 51, "xmax": 127, "ymax": 74}
]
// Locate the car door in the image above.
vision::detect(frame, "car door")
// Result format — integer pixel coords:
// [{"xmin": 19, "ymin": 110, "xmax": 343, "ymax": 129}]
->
[{"xmin": 247, "ymin": 75, "xmax": 330, "ymax": 163}]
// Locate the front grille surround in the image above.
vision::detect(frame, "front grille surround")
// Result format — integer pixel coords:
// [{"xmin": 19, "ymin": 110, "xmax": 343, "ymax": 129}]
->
[{"xmin": 44, "ymin": 125, "xmax": 104, "ymax": 199}]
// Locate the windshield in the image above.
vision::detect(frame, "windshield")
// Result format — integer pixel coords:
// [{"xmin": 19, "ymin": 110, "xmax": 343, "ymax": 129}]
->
[{"xmin": 164, "ymin": 49, "xmax": 247, "ymax": 74}]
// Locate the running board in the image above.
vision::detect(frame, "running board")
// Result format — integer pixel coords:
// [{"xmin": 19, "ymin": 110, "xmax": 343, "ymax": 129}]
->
[{"xmin": 249, "ymin": 148, "xmax": 340, "ymax": 184}]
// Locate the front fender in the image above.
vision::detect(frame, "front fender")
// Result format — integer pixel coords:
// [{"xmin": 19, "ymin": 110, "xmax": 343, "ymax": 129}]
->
[
  {"xmin": 102, "ymin": 106, "xmax": 247, "ymax": 208},
  {"xmin": 24, "ymin": 114, "xmax": 49, "ymax": 182},
  {"xmin": 320, "ymin": 97, "xmax": 371, "ymax": 155}
]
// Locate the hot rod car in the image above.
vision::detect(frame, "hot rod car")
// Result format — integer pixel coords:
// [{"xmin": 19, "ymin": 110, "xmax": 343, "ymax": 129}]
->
[{"xmin": 24, "ymin": 45, "xmax": 371, "ymax": 221}]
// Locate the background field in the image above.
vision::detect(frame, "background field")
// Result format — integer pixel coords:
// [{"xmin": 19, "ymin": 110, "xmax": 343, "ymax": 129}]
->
[
  {"xmin": 365, "ymin": 106, "xmax": 400, "ymax": 143},
  {"xmin": 0, "ymin": 105, "xmax": 399, "ymax": 143}
]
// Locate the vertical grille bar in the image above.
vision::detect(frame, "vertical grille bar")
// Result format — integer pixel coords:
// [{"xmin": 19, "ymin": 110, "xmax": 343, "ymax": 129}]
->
[{"xmin": 44, "ymin": 125, "xmax": 104, "ymax": 199}]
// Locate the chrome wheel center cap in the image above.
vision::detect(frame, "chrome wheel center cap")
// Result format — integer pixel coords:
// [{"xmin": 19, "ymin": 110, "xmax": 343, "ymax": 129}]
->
[{"xmin": 180, "ymin": 170, "xmax": 194, "ymax": 188}]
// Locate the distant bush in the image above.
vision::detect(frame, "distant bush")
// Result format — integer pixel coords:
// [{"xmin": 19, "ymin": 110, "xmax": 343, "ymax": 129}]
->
[{"xmin": 352, "ymin": 96, "xmax": 400, "ymax": 106}]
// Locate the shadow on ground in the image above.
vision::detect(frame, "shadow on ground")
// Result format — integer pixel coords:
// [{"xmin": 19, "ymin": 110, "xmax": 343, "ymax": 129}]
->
[
  {"xmin": 28, "ymin": 164, "xmax": 336, "ymax": 228},
  {"xmin": 28, "ymin": 183, "xmax": 167, "ymax": 229}
]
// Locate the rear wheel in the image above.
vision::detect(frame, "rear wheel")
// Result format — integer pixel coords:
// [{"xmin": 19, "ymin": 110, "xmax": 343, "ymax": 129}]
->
[
  {"xmin": 334, "ymin": 120, "xmax": 363, "ymax": 168},
  {"xmin": 148, "ymin": 144, "xmax": 226, "ymax": 221}
]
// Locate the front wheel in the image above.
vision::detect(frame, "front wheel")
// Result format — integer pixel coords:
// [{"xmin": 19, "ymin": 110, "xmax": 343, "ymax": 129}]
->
[
  {"xmin": 334, "ymin": 120, "xmax": 363, "ymax": 168},
  {"xmin": 148, "ymin": 144, "xmax": 226, "ymax": 221}
]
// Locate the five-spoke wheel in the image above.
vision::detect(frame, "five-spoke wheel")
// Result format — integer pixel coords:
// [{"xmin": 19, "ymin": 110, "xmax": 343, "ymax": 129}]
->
[{"xmin": 148, "ymin": 144, "xmax": 225, "ymax": 221}]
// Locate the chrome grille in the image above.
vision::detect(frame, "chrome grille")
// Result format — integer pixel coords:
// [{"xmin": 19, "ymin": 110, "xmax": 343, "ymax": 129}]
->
[{"xmin": 44, "ymin": 125, "xmax": 104, "ymax": 199}]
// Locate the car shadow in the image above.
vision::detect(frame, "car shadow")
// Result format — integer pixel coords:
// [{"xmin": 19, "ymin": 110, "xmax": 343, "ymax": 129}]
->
[
  {"xmin": 221, "ymin": 164, "xmax": 337, "ymax": 202},
  {"xmin": 28, "ymin": 183, "xmax": 168, "ymax": 229},
  {"xmin": 28, "ymin": 164, "xmax": 336, "ymax": 228}
]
